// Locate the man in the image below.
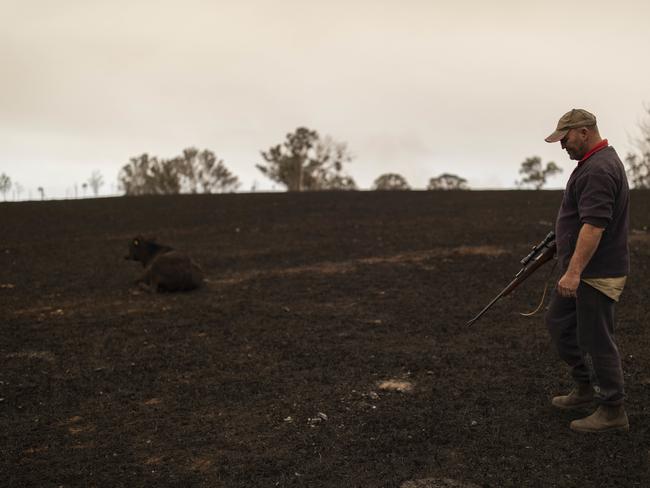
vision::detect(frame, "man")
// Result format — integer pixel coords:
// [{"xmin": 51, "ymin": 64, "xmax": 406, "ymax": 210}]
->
[{"xmin": 544, "ymin": 108, "xmax": 630, "ymax": 433}]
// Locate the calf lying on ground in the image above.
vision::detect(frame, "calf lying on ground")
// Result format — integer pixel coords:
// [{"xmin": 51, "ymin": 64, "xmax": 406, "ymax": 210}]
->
[{"xmin": 125, "ymin": 236, "xmax": 204, "ymax": 292}]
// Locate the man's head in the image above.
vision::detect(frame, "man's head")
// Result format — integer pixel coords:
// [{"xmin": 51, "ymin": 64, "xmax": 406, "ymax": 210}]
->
[{"xmin": 545, "ymin": 108, "xmax": 602, "ymax": 160}]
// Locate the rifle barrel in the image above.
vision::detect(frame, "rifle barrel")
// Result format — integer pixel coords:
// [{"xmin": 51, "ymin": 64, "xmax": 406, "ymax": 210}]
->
[
  {"xmin": 466, "ymin": 296, "xmax": 502, "ymax": 326},
  {"xmin": 466, "ymin": 239, "xmax": 556, "ymax": 326},
  {"xmin": 466, "ymin": 279, "xmax": 514, "ymax": 326}
]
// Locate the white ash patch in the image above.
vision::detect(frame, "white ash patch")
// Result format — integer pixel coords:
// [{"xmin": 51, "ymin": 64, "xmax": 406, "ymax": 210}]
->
[
  {"xmin": 452, "ymin": 245, "xmax": 507, "ymax": 256},
  {"xmin": 205, "ymin": 246, "xmax": 509, "ymax": 288},
  {"xmin": 6, "ymin": 351, "xmax": 56, "ymax": 363},
  {"xmin": 377, "ymin": 379, "xmax": 414, "ymax": 393},
  {"xmin": 630, "ymin": 229, "xmax": 650, "ymax": 243},
  {"xmin": 401, "ymin": 478, "xmax": 481, "ymax": 488}
]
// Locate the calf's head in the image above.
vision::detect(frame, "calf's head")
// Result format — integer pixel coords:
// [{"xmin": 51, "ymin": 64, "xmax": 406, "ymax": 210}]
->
[{"xmin": 125, "ymin": 236, "xmax": 165, "ymax": 266}]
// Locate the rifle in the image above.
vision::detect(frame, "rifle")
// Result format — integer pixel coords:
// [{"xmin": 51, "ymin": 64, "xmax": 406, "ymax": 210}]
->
[{"xmin": 467, "ymin": 231, "xmax": 557, "ymax": 326}]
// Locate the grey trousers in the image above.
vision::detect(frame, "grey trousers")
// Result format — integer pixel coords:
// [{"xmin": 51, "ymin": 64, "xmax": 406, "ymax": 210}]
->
[{"xmin": 544, "ymin": 281, "xmax": 625, "ymax": 406}]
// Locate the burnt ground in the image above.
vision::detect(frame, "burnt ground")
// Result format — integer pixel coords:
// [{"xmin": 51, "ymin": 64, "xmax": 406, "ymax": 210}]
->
[{"xmin": 1, "ymin": 190, "xmax": 650, "ymax": 488}]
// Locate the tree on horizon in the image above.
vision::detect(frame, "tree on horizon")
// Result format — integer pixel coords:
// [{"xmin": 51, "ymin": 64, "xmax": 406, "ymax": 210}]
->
[
  {"xmin": 427, "ymin": 173, "xmax": 468, "ymax": 190},
  {"xmin": 257, "ymin": 127, "xmax": 357, "ymax": 191},
  {"xmin": 516, "ymin": 156, "xmax": 562, "ymax": 190},
  {"xmin": 13, "ymin": 182, "xmax": 24, "ymax": 200},
  {"xmin": 175, "ymin": 148, "xmax": 241, "ymax": 194},
  {"xmin": 625, "ymin": 105, "xmax": 650, "ymax": 189},
  {"xmin": 87, "ymin": 171, "xmax": 104, "ymax": 197},
  {"xmin": 372, "ymin": 173, "xmax": 410, "ymax": 191},
  {"xmin": 118, "ymin": 148, "xmax": 240, "ymax": 196},
  {"xmin": 0, "ymin": 173, "xmax": 11, "ymax": 201}
]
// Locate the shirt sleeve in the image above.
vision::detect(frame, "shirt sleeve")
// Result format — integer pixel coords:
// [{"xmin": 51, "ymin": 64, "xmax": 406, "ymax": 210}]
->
[{"xmin": 575, "ymin": 169, "xmax": 617, "ymax": 229}]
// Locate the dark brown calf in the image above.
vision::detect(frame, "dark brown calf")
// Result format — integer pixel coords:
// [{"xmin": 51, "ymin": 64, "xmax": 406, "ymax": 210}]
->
[{"xmin": 125, "ymin": 236, "xmax": 204, "ymax": 292}]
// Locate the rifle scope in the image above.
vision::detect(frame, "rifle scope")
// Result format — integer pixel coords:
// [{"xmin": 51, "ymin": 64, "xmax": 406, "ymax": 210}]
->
[{"xmin": 520, "ymin": 231, "xmax": 555, "ymax": 266}]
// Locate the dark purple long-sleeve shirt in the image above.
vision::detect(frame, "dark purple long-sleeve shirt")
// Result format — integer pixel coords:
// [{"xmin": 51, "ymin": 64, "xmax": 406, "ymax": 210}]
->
[{"xmin": 555, "ymin": 145, "xmax": 630, "ymax": 278}]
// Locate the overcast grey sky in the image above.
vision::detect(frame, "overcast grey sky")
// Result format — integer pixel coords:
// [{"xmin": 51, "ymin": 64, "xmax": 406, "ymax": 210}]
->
[{"xmin": 2, "ymin": 0, "xmax": 650, "ymax": 198}]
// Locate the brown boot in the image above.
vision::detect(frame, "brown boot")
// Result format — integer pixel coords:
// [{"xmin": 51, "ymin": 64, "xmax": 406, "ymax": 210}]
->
[
  {"xmin": 551, "ymin": 383, "xmax": 594, "ymax": 410},
  {"xmin": 570, "ymin": 405, "xmax": 629, "ymax": 433}
]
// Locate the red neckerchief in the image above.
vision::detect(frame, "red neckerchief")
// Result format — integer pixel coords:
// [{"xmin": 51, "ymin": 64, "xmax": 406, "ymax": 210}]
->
[{"xmin": 579, "ymin": 139, "xmax": 608, "ymax": 165}]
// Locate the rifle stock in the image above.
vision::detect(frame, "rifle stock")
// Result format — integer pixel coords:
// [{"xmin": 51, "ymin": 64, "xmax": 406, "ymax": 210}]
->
[{"xmin": 467, "ymin": 232, "xmax": 556, "ymax": 326}]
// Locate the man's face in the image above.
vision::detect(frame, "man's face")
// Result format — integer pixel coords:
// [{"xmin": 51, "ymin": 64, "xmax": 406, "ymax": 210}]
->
[{"xmin": 560, "ymin": 128, "xmax": 589, "ymax": 160}]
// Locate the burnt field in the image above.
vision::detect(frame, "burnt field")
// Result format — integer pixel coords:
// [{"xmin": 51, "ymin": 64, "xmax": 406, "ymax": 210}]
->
[{"xmin": 2, "ymin": 190, "xmax": 650, "ymax": 488}]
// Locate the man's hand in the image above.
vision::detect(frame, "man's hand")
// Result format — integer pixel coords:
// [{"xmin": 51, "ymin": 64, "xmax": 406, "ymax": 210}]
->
[
  {"xmin": 557, "ymin": 223, "xmax": 604, "ymax": 298},
  {"xmin": 557, "ymin": 271, "xmax": 580, "ymax": 297}
]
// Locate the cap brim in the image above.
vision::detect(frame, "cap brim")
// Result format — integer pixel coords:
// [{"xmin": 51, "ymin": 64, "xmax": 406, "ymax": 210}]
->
[{"xmin": 545, "ymin": 129, "xmax": 568, "ymax": 143}]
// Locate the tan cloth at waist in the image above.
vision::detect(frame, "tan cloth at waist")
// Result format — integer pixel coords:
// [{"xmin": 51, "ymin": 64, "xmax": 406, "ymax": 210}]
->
[{"xmin": 582, "ymin": 276, "xmax": 627, "ymax": 302}]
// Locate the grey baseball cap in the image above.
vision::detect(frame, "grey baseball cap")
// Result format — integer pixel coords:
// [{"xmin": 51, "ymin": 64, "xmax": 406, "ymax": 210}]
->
[{"xmin": 545, "ymin": 108, "xmax": 597, "ymax": 143}]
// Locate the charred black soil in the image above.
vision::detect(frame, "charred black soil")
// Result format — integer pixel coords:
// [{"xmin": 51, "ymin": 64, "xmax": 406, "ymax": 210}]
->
[{"xmin": 2, "ymin": 190, "xmax": 650, "ymax": 487}]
